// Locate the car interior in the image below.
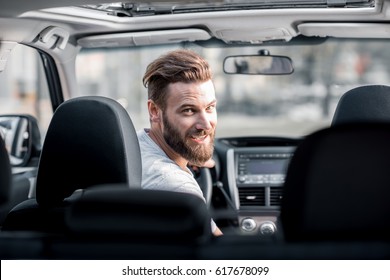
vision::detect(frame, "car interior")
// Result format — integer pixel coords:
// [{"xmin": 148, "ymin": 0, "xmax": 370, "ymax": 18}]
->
[{"xmin": 1, "ymin": 0, "xmax": 390, "ymax": 260}]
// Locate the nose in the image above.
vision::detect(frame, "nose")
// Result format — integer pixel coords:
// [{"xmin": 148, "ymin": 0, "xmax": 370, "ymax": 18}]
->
[{"xmin": 195, "ymin": 111, "xmax": 214, "ymax": 131}]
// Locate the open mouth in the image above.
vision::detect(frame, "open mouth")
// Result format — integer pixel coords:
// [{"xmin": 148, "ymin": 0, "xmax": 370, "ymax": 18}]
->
[{"xmin": 190, "ymin": 134, "xmax": 209, "ymax": 143}]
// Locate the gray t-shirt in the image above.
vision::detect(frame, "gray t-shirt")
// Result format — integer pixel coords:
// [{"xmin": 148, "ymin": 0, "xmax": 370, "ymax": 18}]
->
[{"xmin": 137, "ymin": 129, "xmax": 217, "ymax": 233}]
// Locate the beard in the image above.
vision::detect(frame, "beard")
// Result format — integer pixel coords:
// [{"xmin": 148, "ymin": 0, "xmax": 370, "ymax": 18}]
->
[{"xmin": 162, "ymin": 113, "xmax": 214, "ymax": 166}]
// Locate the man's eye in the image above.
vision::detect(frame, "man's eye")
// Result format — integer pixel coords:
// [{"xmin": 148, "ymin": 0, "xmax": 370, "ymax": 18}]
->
[
  {"xmin": 206, "ymin": 105, "xmax": 216, "ymax": 112},
  {"xmin": 182, "ymin": 108, "xmax": 194, "ymax": 113}
]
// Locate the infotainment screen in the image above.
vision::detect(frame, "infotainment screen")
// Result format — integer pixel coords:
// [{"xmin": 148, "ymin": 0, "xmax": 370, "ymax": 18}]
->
[{"xmin": 246, "ymin": 159, "xmax": 289, "ymax": 174}]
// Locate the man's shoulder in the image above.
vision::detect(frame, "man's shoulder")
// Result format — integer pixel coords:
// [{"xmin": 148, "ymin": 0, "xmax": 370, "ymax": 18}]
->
[
  {"xmin": 137, "ymin": 129, "xmax": 164, "ymax": 156},
  {"xmin": 144, "ymin": 155, "xmax": 193, "ymax": 183},
  {"xmin": 137, "ymin": 129, "xmax": 204, "ymax": 200},
  {"xmin": 143, "ymin": 166, "xmax": 203, "ymax": 200},
  {"xmin": 137, "ymin": 129, "xmax": 149, "ymax": 144},
  {"xmin": 137, "ymin": 129, "xmax": 190, "ymax": 181}
]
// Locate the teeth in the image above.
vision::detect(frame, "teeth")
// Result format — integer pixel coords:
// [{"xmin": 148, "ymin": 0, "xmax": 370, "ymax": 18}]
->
[{"xmin": 192, "ymin": 135, "xmax": 206, "ymax": 140}]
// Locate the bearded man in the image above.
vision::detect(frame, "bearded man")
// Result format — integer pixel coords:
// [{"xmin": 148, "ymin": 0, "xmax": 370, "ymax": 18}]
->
[{"xmin": 138, "ymin": 49, "xmax": 222, "ymax": 236}]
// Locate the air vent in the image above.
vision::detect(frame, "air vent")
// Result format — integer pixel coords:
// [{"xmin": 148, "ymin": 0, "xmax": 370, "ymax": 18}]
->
[
  {"xmin": 270, "ymin": 186, "xmax": 283, "ymax": 206},
  {"xmin": 239, "ymin": 187, "xmax": 265, "ymax": 207}
]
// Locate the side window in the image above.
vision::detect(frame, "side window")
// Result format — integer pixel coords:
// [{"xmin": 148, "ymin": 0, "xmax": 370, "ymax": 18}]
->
[{"xmin": 0, "ymin": 44, "xmax": 52, "ymax": 138}]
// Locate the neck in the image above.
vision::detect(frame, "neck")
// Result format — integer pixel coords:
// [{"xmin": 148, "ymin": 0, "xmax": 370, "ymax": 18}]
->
[{"xmin": 148, "ymin": 128, "xmax": 189, "ymax": 171}]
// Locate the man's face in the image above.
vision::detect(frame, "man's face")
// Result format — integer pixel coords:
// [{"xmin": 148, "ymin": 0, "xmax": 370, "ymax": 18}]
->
[{"xmin": 162, "ymin": 80, "xmax": 217, "ymax": 166}]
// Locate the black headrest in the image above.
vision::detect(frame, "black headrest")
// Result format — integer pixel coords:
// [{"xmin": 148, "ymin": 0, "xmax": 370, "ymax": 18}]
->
[
  {"xmin": 36, "ymin": 96, "xmax": 141, "ymax": 207},
  {"xmin": 281, "ymin": 123, "xmax": 390, "ymax": 242},
  {"xmin": 66, "ymin": 185, "xmax": 212, "ymax": 241},
  {"xmin": 0, "ymin": 136, "xmax": 11, "ymax": 206},
  {"xmin": 332, "ymin": 85, "xmax": 390, "ymax": 126}
]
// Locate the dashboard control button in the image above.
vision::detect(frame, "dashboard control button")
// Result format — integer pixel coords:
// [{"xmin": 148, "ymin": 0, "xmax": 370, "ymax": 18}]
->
[
  {"xmin": 259, "ymin": 222, "xmax": 276, "ymax": 236},
  {"xmin": 241, "ymin": 218, "xmax": 257, "ymax": 232},
  {"xmin": 238, "ymin": 176, "xmax": 246, "ymax": 182}
]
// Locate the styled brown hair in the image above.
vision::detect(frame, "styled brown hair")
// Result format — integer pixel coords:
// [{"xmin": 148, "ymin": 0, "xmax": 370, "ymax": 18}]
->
[{"xmin": 143, "ymin": 49, "xmax": 212, "ymax": 109}]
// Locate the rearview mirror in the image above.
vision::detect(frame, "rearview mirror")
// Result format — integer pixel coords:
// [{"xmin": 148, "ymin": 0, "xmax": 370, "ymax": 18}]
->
[
  {"xmin": 224, "ymin": 53, "xmax": 294, "ymax": 75},
  {"xmin": 0, "ymin": 115, "xmax": 41, "ymax": 167}
]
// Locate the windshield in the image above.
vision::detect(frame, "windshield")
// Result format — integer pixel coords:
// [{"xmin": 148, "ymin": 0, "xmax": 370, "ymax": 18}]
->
[{"xmin": 76, "ymin": 38, "xmax": 390, "ymax": 138}]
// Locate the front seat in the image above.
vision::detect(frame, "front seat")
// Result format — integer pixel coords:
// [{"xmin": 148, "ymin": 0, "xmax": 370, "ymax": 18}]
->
[
  {"xmin": 3, "ymin": 96, "xmax": 141, "ymax": 232},
  {"xmin": 281, "ymin": 123, "xmax": 390, "ymax": 243},
  {"xmin": 332, "ymin": 84, "xmax": 390, "ymax": 126}
]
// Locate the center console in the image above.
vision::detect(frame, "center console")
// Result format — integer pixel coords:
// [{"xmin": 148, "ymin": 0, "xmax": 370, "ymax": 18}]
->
[{"xmin": 226, "ymin": 146, "xmax": 295, "ymax": 236}]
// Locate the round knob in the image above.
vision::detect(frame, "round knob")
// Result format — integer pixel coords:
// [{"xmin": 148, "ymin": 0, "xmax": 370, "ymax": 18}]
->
[
  {"xmin": 241, "ymin": 218, "xmax": 256, "ymax": 232},
  {"xmin": 259, "ymin": 222, "xmax": 276, "ymax": 236},
  {"xmin": 238, "ymin": 176, "xmax": 246, "ymax": 182}
]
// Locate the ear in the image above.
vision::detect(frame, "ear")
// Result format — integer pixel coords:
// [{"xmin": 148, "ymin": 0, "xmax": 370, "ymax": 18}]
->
[{"xmin": 147, "ymin": 99, "xmax": 161, "ymax": 123}]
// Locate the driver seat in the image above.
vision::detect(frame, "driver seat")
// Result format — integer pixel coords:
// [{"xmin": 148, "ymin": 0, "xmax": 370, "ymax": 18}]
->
[{"xmin": 3, "ymin": 96, "xmax": 141, "ymax": 232}]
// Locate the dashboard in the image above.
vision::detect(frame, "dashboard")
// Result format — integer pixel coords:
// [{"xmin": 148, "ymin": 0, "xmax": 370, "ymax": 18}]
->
[{"xmin": 214, "ymin": 137, "xmax": 300, "ymax": 237}]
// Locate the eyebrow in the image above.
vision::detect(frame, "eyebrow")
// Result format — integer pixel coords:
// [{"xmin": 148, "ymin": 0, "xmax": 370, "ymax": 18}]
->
[{"xmin": 178, "ymin": 99, "xmax": 217, "ymax": 109}]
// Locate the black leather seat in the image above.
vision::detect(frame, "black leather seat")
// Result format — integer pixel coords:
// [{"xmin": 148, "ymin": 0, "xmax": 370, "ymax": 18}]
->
[
  {"xmin": 281, "ymin": 123, "xmax": 390, "ymax": 242},
  {"xmin": 66, "ymin": 185, "xmax": 211, "ymax": 240},
  {"xmin": 37, "ymin": 185, "xmax": 211, "ymax": 259},
  {"xmin": 3, "ymin": 96, "xmax": 141, "ymax": 232},
  {"xmin": 332, "ymin": 85, "xmax": 390, "ymax": 126}
]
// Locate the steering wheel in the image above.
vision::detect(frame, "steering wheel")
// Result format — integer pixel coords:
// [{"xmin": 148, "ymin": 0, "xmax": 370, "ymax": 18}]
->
[
  {"xmin": 191, "ymin": 152, "xmax": 220, "ymax": 208},
  {"xmin": 193, "ymin": 167, "xmax": 213, "ymax": 208}
]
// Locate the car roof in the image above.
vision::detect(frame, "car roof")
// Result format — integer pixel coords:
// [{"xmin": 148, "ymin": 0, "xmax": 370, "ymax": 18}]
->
[
  {"xmin": 1, "ymin": 0, "xmax": 389, "ymax": 47},
  {"xmin": 1, "ymin": 0, "xmax": 388, "ymax": 100}
]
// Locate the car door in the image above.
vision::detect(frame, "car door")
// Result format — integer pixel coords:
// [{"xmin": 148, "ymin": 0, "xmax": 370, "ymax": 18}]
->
[{"xmin": 0, "ymin": 44, "xmax": 54, "ymax": 223}]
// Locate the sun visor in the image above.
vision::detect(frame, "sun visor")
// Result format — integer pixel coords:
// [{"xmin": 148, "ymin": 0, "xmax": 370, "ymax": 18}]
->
[
  {"xmin": 298, "ymin": 23, "xmax": 390, "ymax": 38},
  {"xmin": 0, "ymin": 41, "xmax": 17, "ymax": 72},
  {"xmin": 215, "ymin": 28, "xmax": 294, "ymax": 44},
  {"xmin": 77, "ymin": 28, "xmax": 211, "ymax": 48}
]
